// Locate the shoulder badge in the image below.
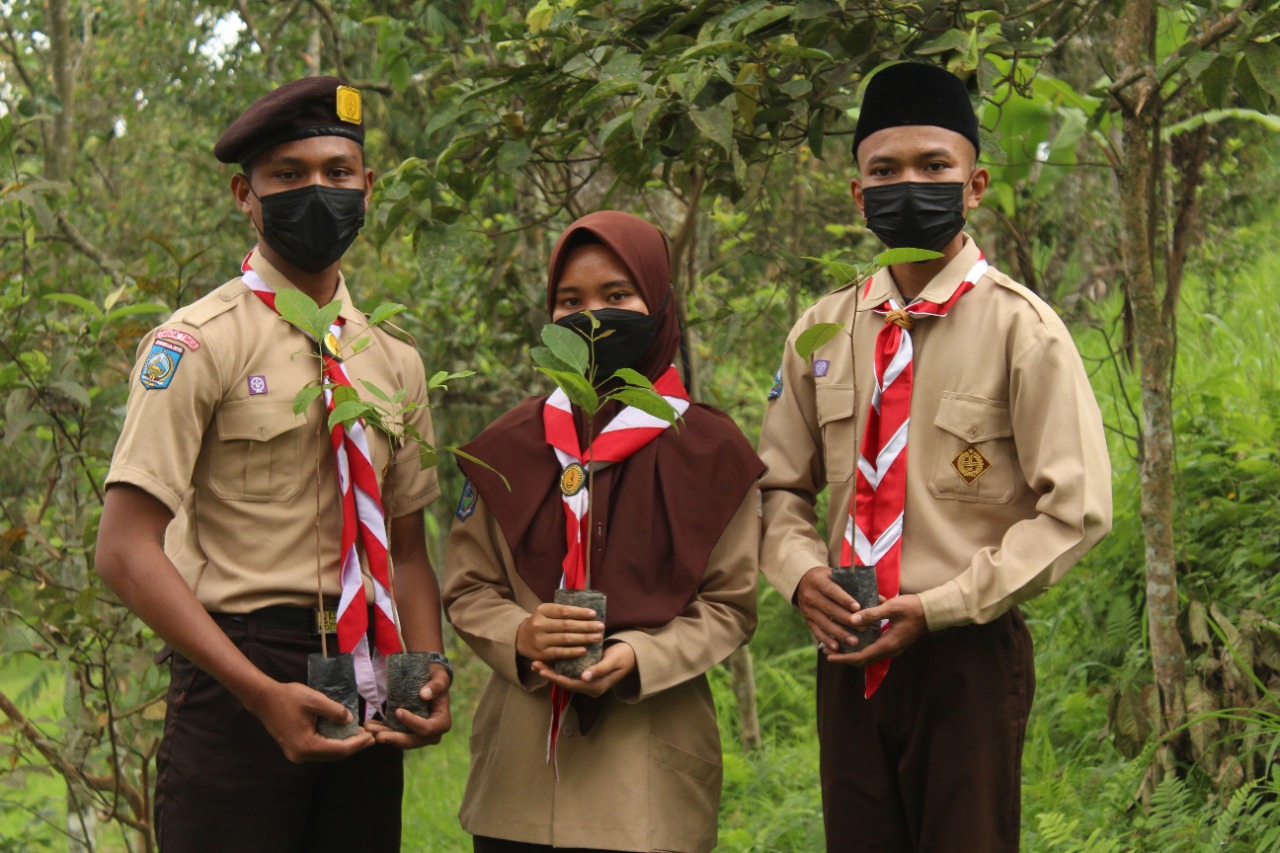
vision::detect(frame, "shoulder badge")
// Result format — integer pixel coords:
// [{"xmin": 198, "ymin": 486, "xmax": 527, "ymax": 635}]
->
[
  {"xmin": 140, "ymin": 342, "xmax": 183, "ymax": 390},
  {"xmin": 767, "ymin": 368, "xmax": 784, "ymax": 401},
  {"xmin": 455, "ymin": 479, "xmax": 478, "ymax": 522}
]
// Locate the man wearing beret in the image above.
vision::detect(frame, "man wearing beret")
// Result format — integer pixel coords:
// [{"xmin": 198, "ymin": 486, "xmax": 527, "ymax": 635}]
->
[
  {"xmin": 96, "ymin": 77, "xmax": 451, "ymax": 851},
  {"xmin": 757, "ymin": 62, "xmax": 1112, "ymax": 849}
]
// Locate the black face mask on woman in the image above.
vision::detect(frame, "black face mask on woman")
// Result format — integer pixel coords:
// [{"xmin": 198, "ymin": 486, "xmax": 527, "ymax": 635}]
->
[
  {"xmin": 861, "ymin": 180, "xmax": 968, "ymax": 252},
  {"xmin": 555, "ymin": 308, "xmax": 659, "ymax": 381},
  {"xmin": 252, "ymin": 184, "xmax": 366, "ymax": 273}
]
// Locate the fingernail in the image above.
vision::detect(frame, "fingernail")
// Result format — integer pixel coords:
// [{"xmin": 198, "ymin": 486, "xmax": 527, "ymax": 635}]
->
[
  {"xmin": 594, "ymin": 622, "xmax": 605, "ymax": 631},
  {"xmin": 588, "ymin": 610, "xmax": 597, "ymax": 618}
]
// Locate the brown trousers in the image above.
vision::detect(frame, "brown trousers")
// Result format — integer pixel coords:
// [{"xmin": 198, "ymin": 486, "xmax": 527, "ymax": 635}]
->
[
  {"xmin": 154, "ymin": 615, "xmax": 403, "ymax": 853},
  {"xmin": 817, "ymin": 609, "xmax": 1035, "ymax": 852}
]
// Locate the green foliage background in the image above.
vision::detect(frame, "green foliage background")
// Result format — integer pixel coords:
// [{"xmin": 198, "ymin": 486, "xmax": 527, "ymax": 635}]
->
[{"xmin": 1, "ymin": 1, "xmax": 1279, "ymax": 850}]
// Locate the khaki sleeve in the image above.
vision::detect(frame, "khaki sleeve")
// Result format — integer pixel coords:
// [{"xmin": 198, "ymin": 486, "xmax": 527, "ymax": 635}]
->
[
  {"xmin": 609, "ymin": 488, "xmax": 760, "ymax": 703},
  {"xmin": 757, "ymin": 321, "xmax": 832, "ymax": 604},
  {"xmin": 388, "ymin": 355, "xmax": 441, "ymax": 518},
  {"xmin": 105, "ymin": 324, "xmax": 224, "ymax": 514},
  {"xmin": 916, "ymin": 324, "xmax": 1114, "ymax": 629},
  {"xmin": 441, "ymin": 494, "xmax": 543, "ymax": 691}
]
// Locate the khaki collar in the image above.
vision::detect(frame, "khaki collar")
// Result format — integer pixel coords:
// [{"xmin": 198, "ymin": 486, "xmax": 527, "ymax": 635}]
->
[
  {"xmin": 858, "ymin": 235, "xmax": 982, "ymax": 311},
  {"xmin": 245, "ymin": 246, "xmax": 367, "ymax": 333}
]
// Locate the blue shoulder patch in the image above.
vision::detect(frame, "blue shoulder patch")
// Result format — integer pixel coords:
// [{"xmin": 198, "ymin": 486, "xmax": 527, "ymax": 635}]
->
[
  {"xmin": 455, "ymin": 478, "xmax": 477, "ymax": 522},
  {"xmin": 140, "ymin": 342, "xmax": 183, "ymax": 390},
  {"xmin": 767, "ymin": 368, "xmax": 784, "ymax": 401}
]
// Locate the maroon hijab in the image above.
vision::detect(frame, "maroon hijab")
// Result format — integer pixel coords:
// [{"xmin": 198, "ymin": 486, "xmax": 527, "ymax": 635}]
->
[{"xmin": 458, "ymin": 211, "xmax": 763, "ymax": 631}]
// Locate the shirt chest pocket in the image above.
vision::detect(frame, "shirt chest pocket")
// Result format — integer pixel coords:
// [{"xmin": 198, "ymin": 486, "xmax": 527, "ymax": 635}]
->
[
  {"xmin": 928, "ymin": 392, "xmax": 1018, "ymax": 504},
  {"xmin": 816, "ymin": 384, "xmax": 856, "ymax": 484},
  {"xmin": 207, "ymin": 399, "xmax": 307, "ymax": 502}
]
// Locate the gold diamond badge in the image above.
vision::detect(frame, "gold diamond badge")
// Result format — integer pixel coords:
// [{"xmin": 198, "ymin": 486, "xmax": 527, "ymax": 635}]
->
[
  {"xmin": 336, "ymin": 85, "xmax": 362, "ymax": 125},
  {"xmin": 951, "ymin": 445, "xmax": 992, "ymax": 485},
  {"xmin": 560, "ymin": 462, "xmax": 586, "ymax": 496}
]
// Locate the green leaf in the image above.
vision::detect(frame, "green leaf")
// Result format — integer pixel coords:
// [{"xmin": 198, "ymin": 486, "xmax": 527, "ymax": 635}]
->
[
  {"xmin": 293, "ymin": 386, "xmax": 324, "ymax": 415},
  {"xmin": 802, "ymin": 255, "xmax": 865, "ymax": 282},
  {"xmin": 366, "ymin": 303, "xmax": 407, "ymax": 327},
  {"xmin": 541, "ymin": 323, "xmax": 590, "ymax": 373},
  {"xmin": 772, "ymin": 43, "xmax": 833, "ymax": 62},
  {"xmin": 102, "ymin": 302, "xmax": 170, "ymax": 324},
  {"xmin": 739, "ymin": 5, "xmax": 792, "ymax": 37},
  {"xmin": 496, "ymin": 140, "xmax": 531, "ymax": 170},
  {"xmin": 449, "ymin": 446, "xmax": 511, "ymax": 491},
  {"xmin": 43, "ymin": 293, "xmax": 103, "ymax": 318},
  {"xmin": 316, "ymin": 301, "xmax": 342, "ymax": 333},
  {"xmin": 537, "ymin": 367, "xmax": 599, "ymax": 413},
  {"xmin": 275, "ymin": 289, "xmax": 324, "ymax": 339},
  {"xmin": 328, "ymin": 400, "xmax": 371, "ymax": 431},
  {"xmin": 610, "ymin": 367, "xmax": 655, "ymax": 390},
  {"xmin": 48, "ymin": 380, "xmax": 89, "ymax": 409},
  {"xmin": 691, "ymin": 101, "xmax": 734, "ymax": 155},
  {"xmin": 680, "ymin": 40, "xmax": 745, "ymax": 61},
  {"xmin": 428, "ymin": 369, "xmax": 475, "ymax": 390},
  {"xmin": 360, "ymin": 380, "xmax": 394, "ymax": 403},
  {"xmin": 598, "ymin": 110, "xmax": 634, "ymax": 149},
  {"xmin": 915, "ymin": 29, "xmax": 968, "ymax": 56},
  {"xmin": 1245, "ymin": 41, "xmax": 1280, "ymax": 103},
  {"xmin": 609, "ymin": 387, "xmax": 679, "ymax": 423},
  {"xmin": 531, "ymin": 345, "xmax": 578, "ymax": 374},
  {"xmin": 580, "ymin": 79, "xmax": 640, "ymax": 108},
  {"xmin": 795, "ymin": 322, "xmax": 843, "ymax": 360},
  {"xmin": 875, "ymin": 247, "xmax": 944, "ymax": 266}
]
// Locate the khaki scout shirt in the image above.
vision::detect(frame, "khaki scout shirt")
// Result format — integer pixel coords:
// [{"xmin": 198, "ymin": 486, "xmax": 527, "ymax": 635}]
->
[
  {"xmin": 759, "ymin": 237, "xmax": 1112, "ymax": 630},
  {"xmin": 107, "ymin": 248, "xmax": 440, "ymax": 613}
]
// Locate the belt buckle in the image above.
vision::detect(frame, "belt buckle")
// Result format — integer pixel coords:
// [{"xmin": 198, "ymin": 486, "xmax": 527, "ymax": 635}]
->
[{"xmin": 312, "ymin": 607, "xmax": 339, "ymax": 637}]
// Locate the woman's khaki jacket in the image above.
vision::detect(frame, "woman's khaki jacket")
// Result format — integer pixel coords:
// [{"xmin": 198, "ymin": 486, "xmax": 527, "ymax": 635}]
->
[{"xmin": 443, "ymin": 490, "xmax": 759, "ymax": 853}]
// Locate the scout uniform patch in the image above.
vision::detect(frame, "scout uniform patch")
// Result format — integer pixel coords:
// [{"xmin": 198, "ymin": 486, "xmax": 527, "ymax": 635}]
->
[
  {"xmin": 559, "ymin": 461, "xmax": 586, "ymax": 496},
  {"xmin": 156, "ymin": 328, "xmax": 201, "ymax": 350},
  {"xmin": 813, "ymin": 359, "xmax": 830, "ymax": 377},
  {"xmin": 247, "ymin": 375, "xmax": 269, "ymax": 396},
  {"xmin": 952, "ymin": 445, "xmax": 992, "ymax": 485},
  {"xmin": 140, "ymin": 341, "xmax": 183, "ymax": 390},
  {"xmin": 768, "ymin": 369, "xmax": 784, "ymax": 400},
  {"xmin": 456, "ymin": 479, "xmax": 478, "ymax": 521}
]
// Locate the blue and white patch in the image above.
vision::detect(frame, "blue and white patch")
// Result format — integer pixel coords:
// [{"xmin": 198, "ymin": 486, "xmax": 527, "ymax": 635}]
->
[
  {"xmin": 813, "ymin": 359, "xmax": 830, "ymax": 378},
  {"xmin": 767, "ymin": 368, "xmax": 784, "ymax": 401},
  {"xmin": 455, "ymin": 478, "xmax": 478, "ymax": 522},
  {"xmin": 140, "ymin": 342, "xmax": 183, "ymax": 390}
]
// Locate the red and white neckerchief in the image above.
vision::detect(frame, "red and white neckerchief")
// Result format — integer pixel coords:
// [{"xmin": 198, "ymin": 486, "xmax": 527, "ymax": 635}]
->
[
  {"xmin": 240, "ymin": 250, "xmax": 401, "ymax": 718},
  {"xmin": 843, "ymin": 254, "xmax": 988, "ymax": 698},
  {"xmin": 541, "ymin": 364, "xmax": 690, "ymax": 770}
]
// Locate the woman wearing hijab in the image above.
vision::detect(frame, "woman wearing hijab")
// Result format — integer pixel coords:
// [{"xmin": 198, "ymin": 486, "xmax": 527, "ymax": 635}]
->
[{"xmin": 443, "ymin": 211, "xmax": 763, "ymax": 853}]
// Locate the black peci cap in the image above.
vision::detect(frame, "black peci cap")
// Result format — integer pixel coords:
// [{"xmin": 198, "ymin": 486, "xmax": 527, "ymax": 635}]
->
[
  {"xmin": 214, "ymin": 76, "xmax": 364, "ymax": 167},
  {"xmin": 852, "ymin": 63, "xmax": 980, "ymax": 160}
]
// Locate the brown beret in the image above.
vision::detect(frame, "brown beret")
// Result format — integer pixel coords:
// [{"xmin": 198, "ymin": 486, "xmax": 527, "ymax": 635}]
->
[{"xmin": 214, "ymin": 76, "xmax": 364, "ymax": 166}]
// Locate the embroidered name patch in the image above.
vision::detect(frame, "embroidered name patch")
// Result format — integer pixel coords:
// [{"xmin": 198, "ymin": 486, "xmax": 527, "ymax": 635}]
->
[
  {"xmin": 156, "ymin": 328, "xmax": 200, "ymax": 350},
  {"xmin": 140, "ymin": 342, "xmax": 183, "ymax": 390},
  {"xmin": 813, "ymin": 359, "xmax": 830, "ymax": 378},
  {"xmin": 768, "ymin": 369, "xmax": 784, "ymax": 400},
  {"xmin": 951, "ymin": 445, "xmax": 992, "ymax": 485},
  {"xmin": 455, "ymin": 479, "xmax": 477, "ymax": 521}
]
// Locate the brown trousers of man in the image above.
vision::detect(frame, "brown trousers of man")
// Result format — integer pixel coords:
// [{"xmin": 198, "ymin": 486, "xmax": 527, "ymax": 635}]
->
[
  {"xmin": 817, "ymin": 609, "xmax": 1035, "ymax": 852},
  {"xmin": 154, "ymin": 615, "xmax": 402, "ymax": 853}
]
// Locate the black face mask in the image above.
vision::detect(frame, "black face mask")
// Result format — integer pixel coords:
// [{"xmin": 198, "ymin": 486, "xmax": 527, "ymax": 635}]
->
[
  {"xmin": 862, "ymin": 181, "xmax": 968, "ymax": 252},
  {"xmin": 252, "ymin": 184, "xmax": 366, "ymax": 274},
  {"xmin": 555, "ymin": 308, "xmax": 658, "ymax": 381}
]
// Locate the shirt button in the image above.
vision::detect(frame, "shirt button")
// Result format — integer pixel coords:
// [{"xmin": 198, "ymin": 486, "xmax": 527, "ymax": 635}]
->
[
  {"xmin": 561, "ymin": 724, "xmax": 576, "ymax": 737},
  {"xmin": 968, "ymin": 427, "xmax": 977, "ymax": 438}
]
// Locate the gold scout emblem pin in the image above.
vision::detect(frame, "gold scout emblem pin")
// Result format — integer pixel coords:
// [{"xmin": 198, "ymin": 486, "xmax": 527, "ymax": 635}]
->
[
  {"xmin": 336, "ymin": 85, "xmax": 362, "ymax": 125},
  {"xmin": 560, "ymin": 462, "xmax": 586, "ymax": 496},
  {"xmin": 321, "ymin": 331, "xmax": 342, "ymax": 361},
  {"xmin": 951, "ymin": 445, "xmax": 992, "ymax": 485}
]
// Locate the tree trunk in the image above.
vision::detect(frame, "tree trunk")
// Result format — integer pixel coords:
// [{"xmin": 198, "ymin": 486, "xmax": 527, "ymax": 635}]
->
[
  {"xmin": 1113, "ymin": 0, "xmax": 1187, "ymax": 788},
  {"xmin": 667, "ymin": 176, "xmax": 762, "ymax": 751}
]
